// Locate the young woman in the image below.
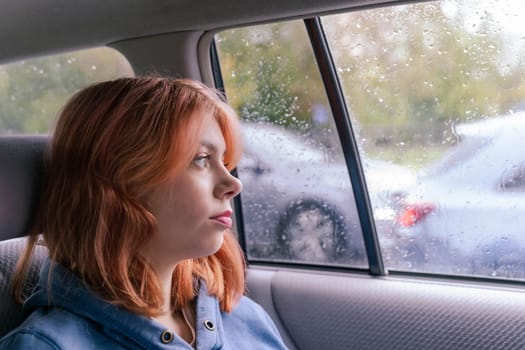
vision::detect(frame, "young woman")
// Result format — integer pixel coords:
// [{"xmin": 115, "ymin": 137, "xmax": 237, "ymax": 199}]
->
[{"xmin": 0, "ymin": 77, "xmax": 288, "ymax": 349}]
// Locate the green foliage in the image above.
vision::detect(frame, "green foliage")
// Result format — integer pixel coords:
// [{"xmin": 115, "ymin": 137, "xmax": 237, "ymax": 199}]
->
[
  {"xmin": 216, "ymin": 22, "xmax": 329, "ymax": 129},
  {"xmin": 329, "ymin": 3, "xmax": 514, "ymax": 131},
  {"xmin": 0, "ymin": 48, "xmax": 133, "ymax": 134},
  {"xmin": 216, "ymin": 2, "xmax": 525, "ymax": 155}
]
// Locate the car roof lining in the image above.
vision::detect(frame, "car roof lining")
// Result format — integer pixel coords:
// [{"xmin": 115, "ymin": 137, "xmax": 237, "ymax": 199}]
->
[{"xmin": 0, "ymin": 0, "xmax": 409, "ymax": 64}]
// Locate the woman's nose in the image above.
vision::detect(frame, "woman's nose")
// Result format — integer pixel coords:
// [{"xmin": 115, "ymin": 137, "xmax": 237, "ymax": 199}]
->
[{"xmin": 214, "ymin": 170, "xmax": 243, "ymax": 200}]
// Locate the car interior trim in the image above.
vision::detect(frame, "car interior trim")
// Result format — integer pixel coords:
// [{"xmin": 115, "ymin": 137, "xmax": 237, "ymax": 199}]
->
[
  {"xmin": 111, "ymin": 31, "xmax": 204, "ymax": 79},
  {"xmin": 0, "ymin": 1, "xmax": 428, "ymax": 65},
  {"xmin": 258, "ymin": 267, "xmax": 525, "ymax": 350}
]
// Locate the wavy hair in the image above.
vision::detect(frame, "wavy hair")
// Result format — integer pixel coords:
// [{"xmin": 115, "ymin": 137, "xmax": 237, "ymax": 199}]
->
[{"xmin": 14, "ymin": 77, "xmax": 245, "ymax": 316}]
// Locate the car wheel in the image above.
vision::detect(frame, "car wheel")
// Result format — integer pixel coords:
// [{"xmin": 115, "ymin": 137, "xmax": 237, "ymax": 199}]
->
[{"xmin": 277, "ymin": 200, "xmax": 348, "ymax": 262}]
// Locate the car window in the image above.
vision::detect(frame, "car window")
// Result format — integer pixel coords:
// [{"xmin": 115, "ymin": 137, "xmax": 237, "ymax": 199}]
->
[
  {"xmin": 423, "ymin": 136, "xmax": 490, "ymax": 177},
  {"xmin": 217, "ymin": 0, "xmax": 525, "ymax": 281},
  {"xmin": 0, "ymin": 47, "xmax": 133, "ymax": 135},
  {"xmin": 215, "ymin": 21, "xmax": 368, "ymax": 267},
  {"xmin": 323, "ymin": 1, "xmax": 525, "ymax": 279},
  {"xmin": 500, "ymin": 162, "xmax": 525, "ymax": 192}
]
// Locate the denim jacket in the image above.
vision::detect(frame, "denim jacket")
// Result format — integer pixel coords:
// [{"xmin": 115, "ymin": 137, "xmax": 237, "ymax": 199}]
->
[{"xmin": 0, "ymin": 259, "xmax": 288, "ymax": 349}]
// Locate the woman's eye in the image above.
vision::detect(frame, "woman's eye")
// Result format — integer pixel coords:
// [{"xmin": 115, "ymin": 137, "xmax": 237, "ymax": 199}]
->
[{"xmin": 193, "ymin": 155, "xmax": 210, "ymax": 167}]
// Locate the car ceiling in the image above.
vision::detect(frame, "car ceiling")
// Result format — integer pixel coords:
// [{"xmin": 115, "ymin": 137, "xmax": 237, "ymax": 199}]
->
[{"xmin": 0, "ymin": 0, "xmax": 392, "ymax": 64}]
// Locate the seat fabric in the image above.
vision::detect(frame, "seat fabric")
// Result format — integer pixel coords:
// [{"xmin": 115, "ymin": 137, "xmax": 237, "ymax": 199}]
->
[{"xmin": 0, "ymin": 136, "xmax": 49, "ymax": 337}]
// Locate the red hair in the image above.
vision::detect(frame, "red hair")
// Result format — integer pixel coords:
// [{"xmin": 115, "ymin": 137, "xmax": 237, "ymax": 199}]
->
[{"xmin": 14, "ymin": 77, "xmax": 245, "ymax": 316}]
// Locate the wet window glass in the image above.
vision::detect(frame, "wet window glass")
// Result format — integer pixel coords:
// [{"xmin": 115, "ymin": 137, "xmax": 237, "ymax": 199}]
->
[
  {"xmin": 500, "ymin": 162, "xmax": 525, "ymax": 192},
  {"xmin": 0, "ymin": 47, "xmax": 133, "ymax": 135},
  {"xmin": 323, "ymin": 0, "xmax": 525, "ymax": 279},
  {"xmin": 215, "ymin": 22, "xmax": 368, "ymax": 267}
]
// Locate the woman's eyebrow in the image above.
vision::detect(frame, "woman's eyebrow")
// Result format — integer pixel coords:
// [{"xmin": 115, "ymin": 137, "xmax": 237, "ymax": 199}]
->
[{"xmin": 200, "ymin": 141, "xmax": 225, "ymax": 154}]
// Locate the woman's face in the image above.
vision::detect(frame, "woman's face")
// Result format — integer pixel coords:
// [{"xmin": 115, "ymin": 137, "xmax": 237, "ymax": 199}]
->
[{"xmin": 141, "ymin": 112, "xmax": 242, "ymax": 269}]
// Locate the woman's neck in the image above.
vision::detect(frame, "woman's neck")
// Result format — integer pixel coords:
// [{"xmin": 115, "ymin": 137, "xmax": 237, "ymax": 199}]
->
[{"xmin": 153, "ymin": 263, "xmax": 196, "ymax": 347}]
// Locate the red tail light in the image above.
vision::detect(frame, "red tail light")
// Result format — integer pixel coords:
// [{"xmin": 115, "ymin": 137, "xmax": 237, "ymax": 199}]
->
[{"xmin": 397, "ymin": 203, "xmax": 434, "ymax": 227}]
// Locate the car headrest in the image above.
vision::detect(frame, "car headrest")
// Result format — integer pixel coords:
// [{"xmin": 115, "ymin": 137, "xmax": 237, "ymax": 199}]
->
[{"xmin": 0, "ymin": 136, "xmax": 48, "ymax": 240}]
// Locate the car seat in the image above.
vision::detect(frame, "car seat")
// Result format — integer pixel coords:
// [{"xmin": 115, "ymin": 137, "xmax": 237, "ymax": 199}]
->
[{"xmin": 0, "ymin": 136, "xmax": 48, "ymax": 337}]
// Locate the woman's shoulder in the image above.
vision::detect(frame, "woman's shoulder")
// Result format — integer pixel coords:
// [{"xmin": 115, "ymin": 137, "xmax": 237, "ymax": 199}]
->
[
  {"xmin": 221, "ymin": 296, "xmax": 289, "ymax": 349},
  {"xmin": 231, "ymin": 295, "xmax": 273, "ymax": 320},
  {"xmin": 228, "ymin": 295, "xmax": 281, "ymax": 332},
  {"xmin": 0, "ymin": 307, "xmax": 121, "ymax": 350}
]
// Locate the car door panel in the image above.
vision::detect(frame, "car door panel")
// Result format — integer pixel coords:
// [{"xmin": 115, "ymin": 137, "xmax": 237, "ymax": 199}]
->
[{"xmin": 247, "ymin": 267, "xmax": 525, "ymax": 350}]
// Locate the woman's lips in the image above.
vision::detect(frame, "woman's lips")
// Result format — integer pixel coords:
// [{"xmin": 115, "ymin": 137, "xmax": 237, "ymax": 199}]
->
[{"xmin": 210, "ymin": 210, "xmax": 233, "ymax": 228}]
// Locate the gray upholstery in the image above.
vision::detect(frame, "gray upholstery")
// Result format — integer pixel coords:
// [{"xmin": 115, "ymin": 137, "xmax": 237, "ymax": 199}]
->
[
  {"xmin": 0, "ymin": 238, "xmax": 47, "ymax": 337},
  {"xmin": 263, "ymin": 269, "xmax": 525, "ymax": 350},
  {"xmin": 0, "ymin": 136, "xmax": 47, "ymax": 240},
  {"xmin": 0, "ymin": 136, "xmax": 48, "ymax": 337}
]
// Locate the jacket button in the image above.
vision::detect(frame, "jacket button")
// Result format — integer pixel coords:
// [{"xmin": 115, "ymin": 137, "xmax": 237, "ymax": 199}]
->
[
  {"xmin": 203, "ymin": 320, "xmax": 215, "ymax": 331},
  {"xmin": 160, "ymin": 329, "xmax": 174, "ymax": 343}
]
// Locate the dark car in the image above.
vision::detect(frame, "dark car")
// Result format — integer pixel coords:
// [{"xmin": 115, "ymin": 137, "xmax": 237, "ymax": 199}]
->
[{"xmin": 239, "ymin": 122, "xmax": 414, "ymax": 265}]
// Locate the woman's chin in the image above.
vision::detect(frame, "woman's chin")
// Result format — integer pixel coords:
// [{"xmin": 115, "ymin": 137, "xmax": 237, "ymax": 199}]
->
[
  {"xmin": 192, "ymin": 233, "xmax": 225, "ymax": 258},
  {"xmin": 207, "ymin": 234, "xmax": 225, "ymax": 255}
]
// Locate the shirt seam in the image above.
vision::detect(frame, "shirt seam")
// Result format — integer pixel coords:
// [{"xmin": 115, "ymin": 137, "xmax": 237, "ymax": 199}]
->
[{"xmin": 11, "ymin": 329, "xmax": 61, "ymax": 350}]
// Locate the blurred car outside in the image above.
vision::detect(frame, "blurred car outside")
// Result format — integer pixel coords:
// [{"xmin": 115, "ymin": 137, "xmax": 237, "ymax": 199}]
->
[
  {"xmin": 391, "ymin": 113, "xmax": 525, "ymax": 278},
  {"xmin": 237, "ymin": 122, "xmax": 415, "ymax": 265}
]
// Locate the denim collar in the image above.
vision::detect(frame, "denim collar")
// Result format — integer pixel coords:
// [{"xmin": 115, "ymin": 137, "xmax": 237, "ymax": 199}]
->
[{"xmin": 25, "ymin": 258, "xmax": 224, "ymax": 350}]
